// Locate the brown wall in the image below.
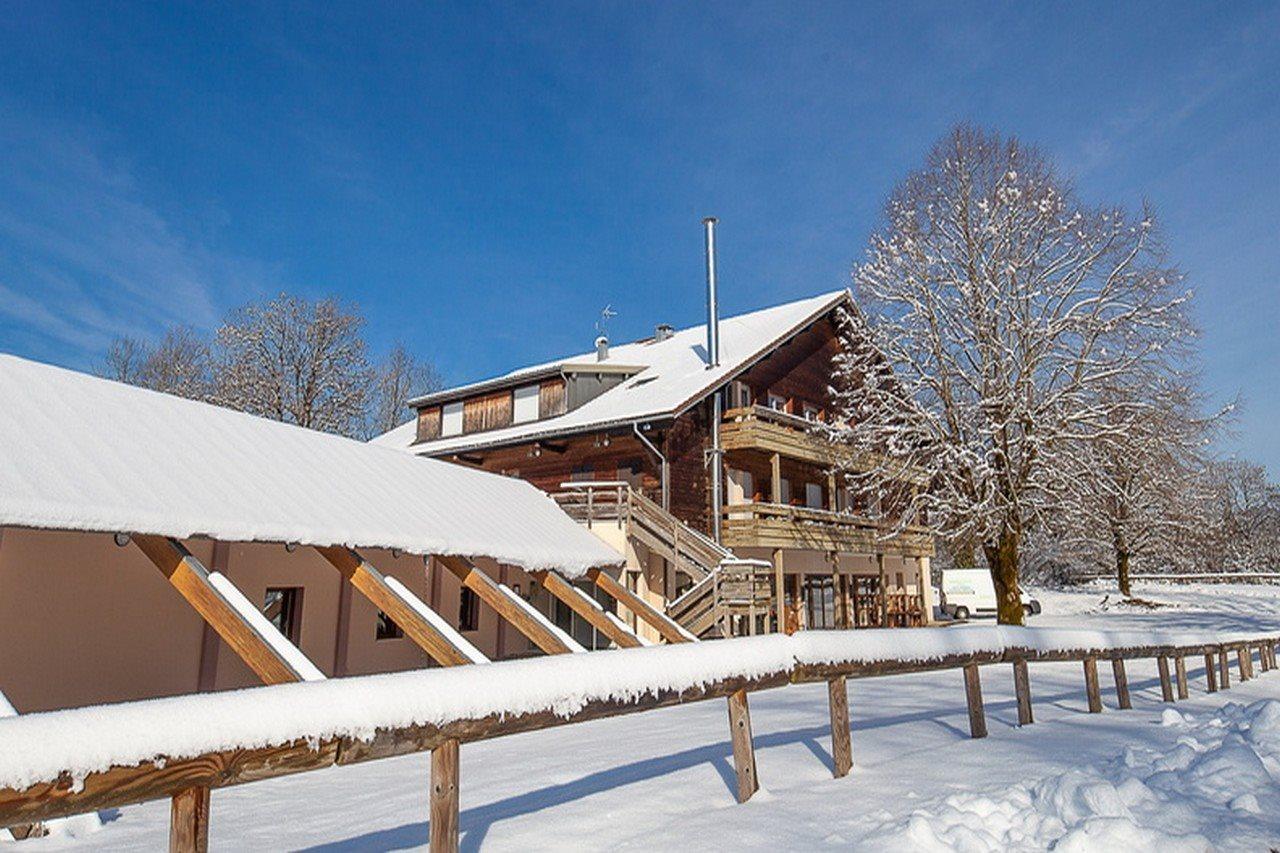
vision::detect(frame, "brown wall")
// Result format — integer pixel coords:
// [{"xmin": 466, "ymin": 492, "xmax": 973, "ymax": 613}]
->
[{"xmin": 0, "ymin": 528, "xmax": 540, "ymax": 713}]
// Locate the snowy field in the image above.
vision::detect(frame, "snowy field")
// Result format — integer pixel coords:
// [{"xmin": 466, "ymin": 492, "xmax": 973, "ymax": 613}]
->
[{"xmin": 9, "ymin": 581, "xmax": 1280, "ymax": 852}]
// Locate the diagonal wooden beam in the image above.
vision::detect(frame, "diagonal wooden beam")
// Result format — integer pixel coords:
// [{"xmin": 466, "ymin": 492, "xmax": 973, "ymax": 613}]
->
[
  {"xmin": 436, "ymin": 555, "xmax": 574, "ymax": 655},
  {"xmin": 131, "ymin": 535, "xmax": 323, "ymax": 685},
  {"xmin": 587, "ymin": 567, "xmax": 695, "ymax": 644},
  {"xmin": 314, "ymin": 547, "xmax": 487, "ymax": 667},
  {"xmin": 532, "ymin": 571, "xmax": 643, "ymax": 649}
]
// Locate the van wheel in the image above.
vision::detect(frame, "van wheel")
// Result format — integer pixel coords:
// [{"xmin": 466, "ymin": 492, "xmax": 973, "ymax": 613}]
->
[{"xmin": 953, "ymin": 606, "xmax": 969, "ymax": 621}]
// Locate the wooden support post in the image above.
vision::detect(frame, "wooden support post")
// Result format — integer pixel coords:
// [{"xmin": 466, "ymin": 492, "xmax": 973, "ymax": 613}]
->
[
  {"xmin": 1083, "ymin": 657, "xmax": 1102, "ymax": 713},
  {"xmin": 962, "ymin": 663, "xmax": 987, "ymax": 739},
  {"xmin": 168, "ymin": 785, "xmax": 210, "ymax": 853},
  {"xmin": 1205, "ymin": 653, "xmax": 1218, "ymax": 692},
  {"xmin": 587, "ymin": 567, "xmax": 692, "ymax": 644},
  {"xmin": 1157, "ymin": 656, "xmax": 1174, "ymax": 702},
  {"xmin": 439, "ymin": 556, "xmax": 573, "ymax": 655},
  {"xmin": 1219, "ymin": 648, "xmax": 1231, "ymax": 689},
  {"xmin": 1174, "ymin": 656, "xmax": 1189, "ymax": 700},
  {"xmin": 876, "ymin": 554, "xmax": 888, "ymax": 627},
  {"xmin": 1111, "ymin": 657, "xmax": 1132, "ymax": 710},
  {"xmin": 429, "ymin": 739, "xmax": 459, "ymax": 853},
  {"xmin": 316, "ymin": 547, "xmax": 485, "ymax": 666},
  {"xmin": 532, "ymin": 571, "xmax": 643, "ymax": 649},
  {"xmin": 726, "ymin": 688, "xmax": 759, "ymax": 803},
  {"xmin": 827, "ymin": 676, "xmax": 852, "ymax": 778},
  {"xmin": 1238, "ymin": 647, "xmax": 1251, "ymax": 681},
  {"xmin": 131, "ymin": 535, "xmax": 315, "ymax": 684},
  {"xmin": 1259, "ymin": 644, "xmax": 1270, "ymax": 673},
  {"xmin": 1012, "ymin": 658, "xmax": 1033, "ymax": 725},
  {"xmin": 772, "ymin": 548, "xmax": 785, "ymax": 634}
]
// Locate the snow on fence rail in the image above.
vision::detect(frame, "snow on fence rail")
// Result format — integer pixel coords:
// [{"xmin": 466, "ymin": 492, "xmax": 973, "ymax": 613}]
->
[{"xmin": 1, "ymin": 626, "xmax": 1277, "ymax": 851}]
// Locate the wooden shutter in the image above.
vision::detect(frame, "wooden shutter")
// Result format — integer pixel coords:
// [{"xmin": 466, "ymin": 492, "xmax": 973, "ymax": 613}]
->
[
  {"xmin": 539, "ymin": 379, "xmax": 567, "ymax": 418},
  {"xmin": 416, "ymin": 407, "xmax": 442, "ymax": 442},
  {"xmin": 463, "ymin": 391, "xmax": 513, "ymax": 433}
]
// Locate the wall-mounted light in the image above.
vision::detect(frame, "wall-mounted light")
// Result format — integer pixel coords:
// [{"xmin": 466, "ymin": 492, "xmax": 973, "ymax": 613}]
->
[
  {"xmin": 284, "ymin": 541, "xmax": 298, "ymax": 553},
  {"xmin": 113, "ymin": 532, "xmax": 131, "ymax": 547}
]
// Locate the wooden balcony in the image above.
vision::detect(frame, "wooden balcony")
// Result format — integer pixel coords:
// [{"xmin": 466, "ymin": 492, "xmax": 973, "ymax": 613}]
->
[{"xmin": 721, "ymin": 502, "xmax": 934, "ymax": 558}]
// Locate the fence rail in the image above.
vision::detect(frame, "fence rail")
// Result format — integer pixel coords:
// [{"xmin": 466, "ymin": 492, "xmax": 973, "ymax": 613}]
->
[{"xmin": 1, "ymin": 628, "xmax": 1277, "ymax": 851}]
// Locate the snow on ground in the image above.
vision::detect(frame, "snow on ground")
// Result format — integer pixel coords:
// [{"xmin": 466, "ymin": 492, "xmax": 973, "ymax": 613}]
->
[{"xmin": 7, "ymin": 581, "xmax": 1280, "ymax": 851}]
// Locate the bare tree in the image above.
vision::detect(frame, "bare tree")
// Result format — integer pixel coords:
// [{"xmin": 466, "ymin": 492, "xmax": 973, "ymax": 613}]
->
[
  {"xmin": 366, "ymin": 343, "xmax": 443, "ymax": 438},
  {"xmin": 1201, "ymin": 459, "xmax": 1280, "ymax": 572},
  {"xmin": 830, "ymin": 125, "xmax": 1194, "ymax": 624},
  {"xmin": 212, "ymin": 293, "xmax": 372, "ymax": 436},
  {"xmin": 98, "ymin": 328, "xmax": 211, "ymax": 400}
]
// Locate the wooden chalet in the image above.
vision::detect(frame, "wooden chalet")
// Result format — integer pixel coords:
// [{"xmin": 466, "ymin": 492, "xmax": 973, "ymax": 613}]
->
[{"xmin": 375, "ymin": 289, "xmax": 936, "ymax": 639}]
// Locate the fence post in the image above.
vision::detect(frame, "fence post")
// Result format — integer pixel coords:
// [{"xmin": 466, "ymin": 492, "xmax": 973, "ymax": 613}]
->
[
  {"xmin": 827, "ymin": 676, "xmax": 852, "ymax": 778},
  {"xmin": 1238, "ymin": 647, "xmax": 1251, "ymax": 681},
  {"xmin": 1083, "ymin": 657, "xmax": 1102, "ymax": 713},
  {"xmin": 962, "ymin": 663, "xmax": 987, "ymax": 738},
  {"xmin": 1205, "ymin": 653, "xmax": 1218, "ymax": 692},
  {"xmin": 1157, "ymin": 656, "xmax": 1175, "ymax": 703},
  {"xmin": 1219, "ymin": 648, "xmax": 1231, "ymax": 690},
  {"xmin": 1174, "ymin": 655, "xmax": 1189, "ymax": 700},
  {"xmin": 169, "ymin": 785, "xmax": 210, "ymax": 853},
  {"xmin": 430, "ymin": 739, "xmax": 460, "ymax": 853},
  {"xmin": 1111, "ymin": 657, "xmax": 1132, "ymax": 710},
  {"xmin": 1012, "ymin": 659, "xmax": 1033, "ymax": 725},
  {"xmin": 727, "ymin": 688, "xmax": 759, "ymax": 803}
]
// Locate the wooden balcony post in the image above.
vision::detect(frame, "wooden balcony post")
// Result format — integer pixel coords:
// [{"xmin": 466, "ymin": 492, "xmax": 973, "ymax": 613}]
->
[
  {"xmin": 1205, "ymin": 653, "xmax": 1218, "ymax": 692},
  {"xmin": 1083, "ymin": 657, "xmax": 1102, "ymax": 713},
  {"xmin": 430, "ymin": 739, "xmax": 459, "ymax": 853},
  {"xmin": 169, "ymin": 785, "xmax": 210, "ymax": 853},
  {"xmin": 876, "ymin": 554, "xmax": 888, "ymax": 628},
  {"xmin": 827, "ymin": 676, "xmax": 852, "ymax": 778},
  {"xmin": 962, "ymin": 663, "xmax": 987, "ymax": 738},
  {"xmin": 1174, "ymin": 656, "xmax": 1189, "ymax": 699},
  {"xmin": 1012, "ymin": 658, "xmax": 1033, "ymax": 725},
  {"xmin": 1111, "ymin": 657, "xmax": 1132, "ymax": 710},
  {"xmin": 770, "ymin": 452, "xmax": 782, "ymax": 505}
]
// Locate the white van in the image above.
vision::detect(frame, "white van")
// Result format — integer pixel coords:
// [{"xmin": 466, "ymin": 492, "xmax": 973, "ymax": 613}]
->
[{"xmin": 940, "ymin": 569, "xmax": 1041, "ymax": 620}]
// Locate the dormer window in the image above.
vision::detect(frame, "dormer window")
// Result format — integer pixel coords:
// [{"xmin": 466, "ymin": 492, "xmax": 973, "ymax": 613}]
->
[
  {"xmin": 441, "ymin": 402, "xmax": 464, "ymax": 437},
  {"xmin": 513, "ymin": 385, "xmax": 539, "ymax": 423}
]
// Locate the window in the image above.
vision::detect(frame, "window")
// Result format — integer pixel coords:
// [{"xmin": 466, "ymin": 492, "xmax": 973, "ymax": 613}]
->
[
  {"xmin": 513, "ymin": 384, "xmax": 540, "ymax": 423},
  {"xmin": 767, "ymin": 393, "xmax": 787, "ymax": 412},
  {"xmin": 459, "ymin": 587, "xmax": 480, "ymax": 632},
  {"xmin": 570, "ymin": 464, "xmax": 594, "ymax": 482},
  {"xmin": 802, "ymin": 403, "xmax": 820, "ymax": 421},
  {"xmin": 376, "ymin": 610, "xmax": 404, "ymax": 640},
  {"xmin": 778, "ymin": 477, "xmax": 791, "ymax": 505},
  {"xmin": 263, "ymin": 587, "xmax": 302, "ymax": 645},
  {"xmin": 441, "ymin": 401, "xmax": 464, "ymax": 437},
  {"xmin": 729, "ymin": 381, "xmax": 752, "ymax": 409},
  {"xmin": 805, "ymin": 482, "xmax": 824, "ymax": 509}
]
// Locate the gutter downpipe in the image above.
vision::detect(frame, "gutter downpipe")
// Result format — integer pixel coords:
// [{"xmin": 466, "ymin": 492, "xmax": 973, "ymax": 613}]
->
[
  {"xmin": 703, "ymin": 216, "xmax": 724, "ymax": 545},
  {"xmin": 632, "ymin": 422, "xmax": 670, "ymax": 511}
]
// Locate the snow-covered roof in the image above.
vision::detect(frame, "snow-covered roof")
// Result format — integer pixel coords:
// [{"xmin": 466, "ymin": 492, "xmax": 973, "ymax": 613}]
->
[
  {"xmin": 0, "ymin": 355, "xmax": 622, "ymax": 575},
  {"xmin": 372, "ymin": 289, "xmax": 851, "ymax": 455}
]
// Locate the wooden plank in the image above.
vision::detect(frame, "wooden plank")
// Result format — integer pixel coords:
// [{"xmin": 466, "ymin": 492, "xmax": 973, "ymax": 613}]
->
[
  {"xmin": 962, "ymin": 663, "xmax": 987, "ymax": 739},
  {"xmin": 1111, "ymin": 658, "xmax": 1132, "ymax": 710},
  {"xmin": 439, "ymin": 555, "xmax": 573, "ymax": 655},
  {"xmin": 315, "ymin": 547, "xmax": 479, "ymax": 666},
  {"xmin": 1219, "ymin": 648, "xmax": 1231, "ymax": 689},
  {"xmin": 587, "ymin": 567, "xmax": 692, "ymax": 644},
  {"xmin": 726, "ymin": 688, "xmax": 759, "ymax": 803},
  {"xmin": 1083, "ymin": 657, "xmax": 1102, "ymax": 713},
  {"xmin": 429, "ymin": 739, "xmax": 459, "ymax": 853},
  {"xmin": 827, "ymin": 676, "xmax": 852, "ymax": 778},
  {"xmin": 1205, "ymin": 653, "xmax": 1218, "ymax": 692},
  {"xmin": 532, "ymin": 571, "xmax": 642, "ymax": 649},
  {"xmin": 131, "ymin": 535, "xmax": 309, "ymax": 685},
  {"xmin": 1174, "ymin": 656, "xmax": 1189, "ymax": 700},
  {"xmin": 1157, "ymin": 656, "xmax": 1174, "ymax": 702},
  {"xmin": 168, "ymin": 786, "xmax": 209, "ymax": 853},
  {"xmin": 1012, "ymin": 659, "xmax": 1033, "ymax": 725}
]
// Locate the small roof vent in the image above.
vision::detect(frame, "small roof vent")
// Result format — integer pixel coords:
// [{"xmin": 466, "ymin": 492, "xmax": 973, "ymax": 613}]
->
[
  {"xmin": 654, "ymin": 323, "xmax": 674, "ymax": 342},
  {"xmin": 595, "ymin": 335, "xmax": 609, "ymax": 362}
]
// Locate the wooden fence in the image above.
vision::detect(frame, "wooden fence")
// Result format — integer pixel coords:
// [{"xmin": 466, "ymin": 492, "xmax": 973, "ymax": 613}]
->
[{"xmin": 1, "ymin": 631, "xmax": 1276, "ymax": 853}]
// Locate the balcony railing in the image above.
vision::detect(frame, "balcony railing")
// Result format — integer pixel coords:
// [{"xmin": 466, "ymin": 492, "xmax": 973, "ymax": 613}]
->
[{"xmin": 721, "ymin": 501, "xmax": 934, "ymax": 557}]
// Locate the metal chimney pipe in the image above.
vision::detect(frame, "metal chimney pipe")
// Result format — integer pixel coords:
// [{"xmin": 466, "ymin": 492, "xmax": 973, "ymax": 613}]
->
[
  {"xmin": 703, "ymin": 217, "xmax": 724, "ymax": 543},
  {"xmin": 703, "ymin": 217, "xmax": 720, "ymax": 368}
]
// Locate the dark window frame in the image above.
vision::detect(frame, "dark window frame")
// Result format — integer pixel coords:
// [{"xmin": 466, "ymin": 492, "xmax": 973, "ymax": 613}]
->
[
  {"xmin": 263, "ymin": 586, "xmax": 303, "ymax": 645},
  {"xmin": 376, "ymin": 610, "xmax": 404, "ymax": 641},
  {"xmin": 459, "ymin": 586, "xmax": 481, "ymax": 632}
]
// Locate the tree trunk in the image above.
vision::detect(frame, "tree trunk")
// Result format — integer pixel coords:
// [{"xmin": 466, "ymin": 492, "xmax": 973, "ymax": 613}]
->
[
  {"xmin": 984, "ymin": 525, "xmax": 1025, "ymax": 626},
  {"xmin": 1116, "ymin": 549, "xmax": 1131, "ymax": 598}
]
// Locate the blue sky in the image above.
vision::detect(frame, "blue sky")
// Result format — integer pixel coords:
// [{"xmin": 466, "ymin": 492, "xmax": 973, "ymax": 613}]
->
[{"xmin": 1, "ymin": 2, "xmax": 1277, "ymax": 469}]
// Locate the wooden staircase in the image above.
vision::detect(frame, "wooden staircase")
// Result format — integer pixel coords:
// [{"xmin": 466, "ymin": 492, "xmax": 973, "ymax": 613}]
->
[{"xmin": 553, "ymin": 483, "xmax": 774, "ymax": 638}]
